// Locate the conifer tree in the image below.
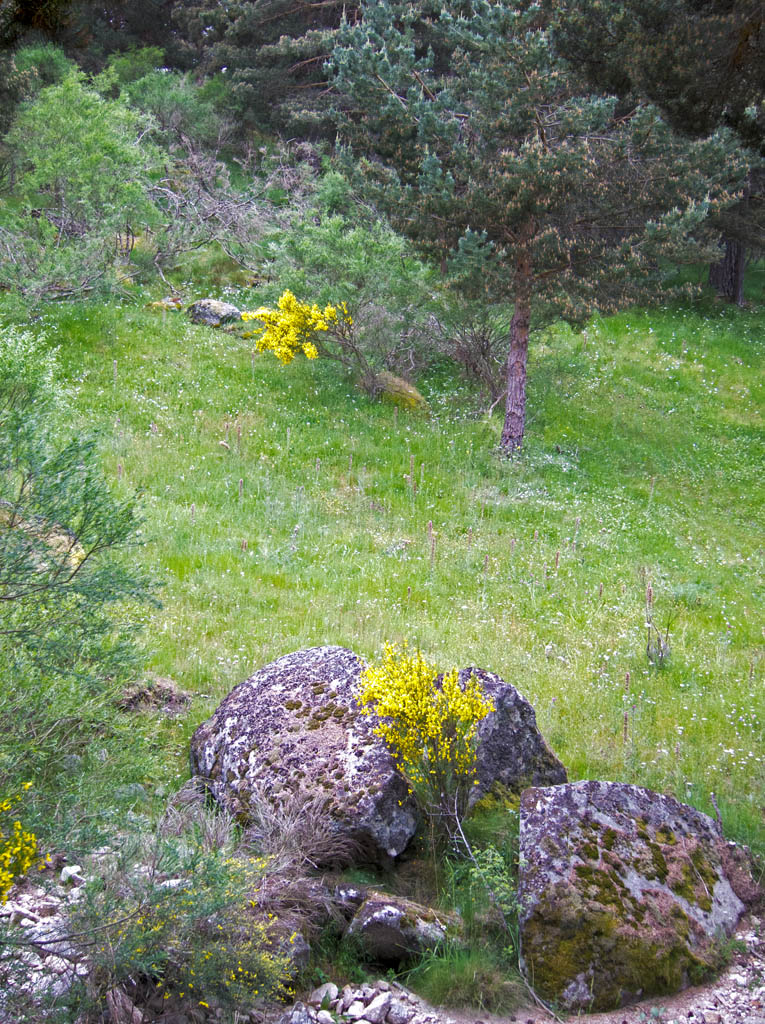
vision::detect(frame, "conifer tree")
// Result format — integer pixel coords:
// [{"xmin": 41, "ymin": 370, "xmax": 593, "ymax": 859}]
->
[
  {"xmin": 173, "ymin": 0, "xmax": 359, "ymax": 136},
  {"xmin": 546, "ymin": 0, "xmax": 764, "ymax": 305},
  {"xmin": 330, "ymin": 0, "xmax": 751, "ymax": 453}
]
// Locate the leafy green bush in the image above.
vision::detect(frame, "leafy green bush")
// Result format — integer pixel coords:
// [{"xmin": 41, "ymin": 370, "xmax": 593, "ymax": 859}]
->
[
  {"xmin": 0, "ymin": 44, "xmax": 73, "ymax": 140},
  {"xmin": 257, "ymin": 173, "xmax": 446, "ymax": 381},
  {"xmin": 122, "ymin": 69, "xmax": 235, "ymax": 153},
  {"xmin": 71, "ymin": 846, "xmax": 293, "ymax": 1018},
  {"xmin": 0, "ymin": 72, "xmax": 160, "ymax": 297}
]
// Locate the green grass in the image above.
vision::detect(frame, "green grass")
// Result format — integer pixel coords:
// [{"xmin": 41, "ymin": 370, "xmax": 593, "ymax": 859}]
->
[{"xmin": 3, "ymin": 290, "xmax": 763, "ymax": 858}]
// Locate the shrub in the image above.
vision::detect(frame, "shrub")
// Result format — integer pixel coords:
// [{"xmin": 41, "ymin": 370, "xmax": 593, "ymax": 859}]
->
[
  {"xmin": 243, "ymin": 290, "xmax": 387, "ymax": 393},
  {"xmin": 69, "ymin": 845, "xmax": 294, "ymax": 1019},
  {"xmin": 0, "ymin": 784, "xmax": 38, "ymax": 902},
  {"xmin": 0, "ymin": 328, "xmax": 154, "ymax": 788},
  {"xmin": 243, "ymin": 290, "xmax": 350, "ymax": 365},
  {"xmin": 0, "ymin": 71, "xmax": 160, "ymax": 297},
  {"xmin": 358, "ymin": 643, "xmax": 494, "ymax": 836}
]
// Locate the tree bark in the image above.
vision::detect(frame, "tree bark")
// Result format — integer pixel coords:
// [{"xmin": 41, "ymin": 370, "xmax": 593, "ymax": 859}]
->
[
  {"xmin": 709, "ymin": 238, "xmax": 746, "ymax": 306},
  {"xmin": 500, "ymin": 262, "xmax": 532, "ymax": 455}
]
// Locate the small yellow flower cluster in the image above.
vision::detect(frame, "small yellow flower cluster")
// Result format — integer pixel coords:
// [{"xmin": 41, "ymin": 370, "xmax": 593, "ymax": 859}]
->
[
  {"xmin": 242, "ymin": 290, "xmax": 352, "ymax": 364},
  {"xmin": 359, "ymin": 643, "xmax": 494, "ymax": 805},
  {"xmin": 0, "ymin": 785, "xmax": 38, "ymax": 902},
  {"xmin": 91, "ymin": 851, "xmax": 291, "ymax": 1013}
]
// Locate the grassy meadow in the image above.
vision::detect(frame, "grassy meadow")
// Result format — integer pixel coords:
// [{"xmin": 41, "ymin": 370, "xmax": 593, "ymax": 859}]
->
[{"xmin": 6, "ymin": 282, "xmax": 762, "ymax": 859}]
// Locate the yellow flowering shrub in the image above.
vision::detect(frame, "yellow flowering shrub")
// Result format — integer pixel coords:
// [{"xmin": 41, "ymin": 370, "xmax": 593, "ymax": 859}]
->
[
  {"xmin": 0, "ymin": 783, "xmax": 38, "ymax": 902},
  {"xmin": 79, "ymin": 850, "xmax": 292, "ymax": 1016},
  {"xmin": 242, "ymin": 290, "xmax": 353, "ymax": 365},
  {"xmin": 359, "ymin": 643, "xmax": 494, "ymax": 825}
]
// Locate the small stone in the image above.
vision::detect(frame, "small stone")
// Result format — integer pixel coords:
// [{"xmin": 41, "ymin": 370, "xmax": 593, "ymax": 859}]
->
[
  {"xmin": 35, "ymin": 902, "xmax": 59, "ymax": 918},
  {"xmin": 317, "ymin": 1012, "xmax": 334, "ymax": 1024},
  {"xmin": 60, "ymin": 865, "xmax": 84, "ymax": 884},
  {"xmin": 364, "ymin": 992, "xmax": 392, "ymax": 1024},
  {"xmin": 375, "ymin": 980, "xmax": 390, "ymax": 992},
  {"xmin": 346, "ymin": 1001, "xmax": 367, "ymax": 1019},
  {"xmin": 310, "ymin": 983, "xmax": 339, "ymax": 1007},
  {"xmin": 386, "ymin": 1002, "xmax": 415, "ymax": 1024}
]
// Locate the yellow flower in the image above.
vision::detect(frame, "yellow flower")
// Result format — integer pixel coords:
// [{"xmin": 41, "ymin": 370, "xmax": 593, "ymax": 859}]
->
[{"xmin": 241, "ymin": 292, "xmax": 352, "ymax": 366}]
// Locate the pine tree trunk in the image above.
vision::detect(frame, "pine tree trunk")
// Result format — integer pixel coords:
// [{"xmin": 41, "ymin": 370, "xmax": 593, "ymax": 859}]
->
[
  {"xmin": 709, "ymin": 239, "xmax": 746, "ymax": 306},
  {"xmin": 500, "ymin": 270, "xmax": 531, "ymax": 455}
]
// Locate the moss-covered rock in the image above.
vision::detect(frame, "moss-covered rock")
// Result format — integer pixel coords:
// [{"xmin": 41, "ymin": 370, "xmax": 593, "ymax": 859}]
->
[
  {"xmin": 518, "ymin": 781, "xmax": 758, "ymax": 1013},
  {"xmin": 373, "ymin": 371, "xmax": 428, "ymax": 410}
]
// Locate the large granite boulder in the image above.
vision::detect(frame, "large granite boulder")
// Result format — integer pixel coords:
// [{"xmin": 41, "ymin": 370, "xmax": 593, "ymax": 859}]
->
[
  {"xmin": 518, "ymin": 780, "xmax": 758, "ymax": 1013},
  {"xmin": 186, "ymin": 298, "xmax": 242, "ymax": 326},
  {"xmin": 190, "ymin": 646, "xmax": 417, "ymax": 863},
  {"xmin": 190, "ymin": 646, "xmax": 566, "ymax": 865},
  {"xmin": 463, "ymin": 667, "xmax": 567, "ymax": 804}
]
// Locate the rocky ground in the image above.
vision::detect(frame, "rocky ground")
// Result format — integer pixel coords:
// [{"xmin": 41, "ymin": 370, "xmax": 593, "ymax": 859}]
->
[
  {"xmin": 283, "ymin": 914, "xmax": 763, "ymax": 1024},
  {"xmin": 2, "ymin": 876, "xmax": 762, "ymax": 1024}
]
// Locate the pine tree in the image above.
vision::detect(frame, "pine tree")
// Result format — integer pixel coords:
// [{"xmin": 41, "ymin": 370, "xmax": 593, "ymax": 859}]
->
[
  {"xmin": 173, "ymin": 0, "xmax": 359, "ymax": 136},
  {"xmin": 546, "ymin": 0, "xmax": 764, "ymax": 305},
  {"xmin": 330, "ymin": 0, "xmax": 751, "ymax": 453}
]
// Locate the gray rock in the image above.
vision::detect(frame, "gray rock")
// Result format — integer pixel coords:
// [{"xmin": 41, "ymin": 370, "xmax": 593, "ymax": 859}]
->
[
  {"xmin": 339, "ymin": 986, "xmax": 357, "ymax": 1013},
  {"xmin": 309, "ymin": 983, "xmax": 339, "ymax": 1007},
  {"xmin": 190, "ymin": 647, "xmax": 419, "ymax": 863},
  {"xmin": 190, "ymin": 647, "xmax": 565, "ymax": 866},
  {"xmin": 316, "ymin": 1012, "xmax": 334, "ymax": 1024},
  {"xmin": 464, "ymin": 666, "xmax": 567, "ymax": 804},
  {"xmin": 335, "ymin": 885, "xmax": 367, "ymax": 918},
  {"xmin": 282, "ymin": 930, "xmax": 311, "ymax": 973},
  {"xmin": 186, "ymin": 299, "xmax": 242, "ymax": 326},
  {"xmin": 346, "ymin": 891, "xmax": 460, "ymax": 964},
  {"xmin": 385, "ymin": 1003, "xmax": 415, "ymax": 1024},
  {"xmin": 60, "ymin": 865, "xmax": 84, "ymax": 885},
  {"xmin": 363, "ymin": 992, "xmax": 393, "ymax": 1023},
  {"xmin": 276, "ymin": 1002, "xmax": 315, "ymax": 1024},
  {"xmin": 346, "ymin": 1002, "xmax": 368, "ymax": 1019},
  {"xmin": 518, "ymin": 780, "xmax": 758, "ymax": 1013}
]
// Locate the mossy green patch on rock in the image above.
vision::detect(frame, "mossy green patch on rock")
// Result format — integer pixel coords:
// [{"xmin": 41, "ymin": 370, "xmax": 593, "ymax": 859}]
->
[
  {"xmin": 522, "ymin": 894, "xmax": 711, "ymax": 1012},
  {"xmin": 518, "ymin": 781, "xmax": 753, "ymax": 1013}
]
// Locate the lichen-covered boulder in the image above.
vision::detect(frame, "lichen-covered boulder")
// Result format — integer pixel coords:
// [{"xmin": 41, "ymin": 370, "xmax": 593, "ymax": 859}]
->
[
  {"xmin": 518, "ymin": 780, "xmax": 758, "ymax": 1013},
  {"xmin": 190, "ymin": 646, "xmax": 418, "ymax": 863},
  {"xmin": 190, "ymin": 647, "xmax": 567, "ymax": 865},
  {"xmin": 186, "ymin": 298, "xmax": 241, "ymax": 326},
  {"xmin": 463, "ymin": 667, "xmax": 567, "ymax": 804},
  {"xmin": 346, "ymin": 891, "xmax": 460, "ymax": 963}
]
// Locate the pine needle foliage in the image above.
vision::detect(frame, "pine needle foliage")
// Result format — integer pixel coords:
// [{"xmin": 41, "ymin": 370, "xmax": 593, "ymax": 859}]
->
[{"xmin": 329, "ymin": 0, "xmax": 753, "ymax": 453}]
